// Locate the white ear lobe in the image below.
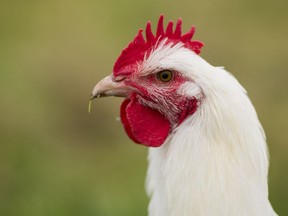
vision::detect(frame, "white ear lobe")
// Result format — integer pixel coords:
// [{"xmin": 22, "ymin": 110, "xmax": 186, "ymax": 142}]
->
[{"xmin": 177, "ymin": 81, "xmax": 203, "ymax": 99}]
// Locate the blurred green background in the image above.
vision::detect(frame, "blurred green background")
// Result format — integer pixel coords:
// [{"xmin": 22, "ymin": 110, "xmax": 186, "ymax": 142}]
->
[{"xmin": 0, "ymin": 0, "xmax": 287, "ymax": 215}]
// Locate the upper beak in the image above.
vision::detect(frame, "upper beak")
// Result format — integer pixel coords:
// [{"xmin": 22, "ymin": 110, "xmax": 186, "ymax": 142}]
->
[{"xmin": 90, "ymin": 75, "xmax": 135, "ymax": 99}]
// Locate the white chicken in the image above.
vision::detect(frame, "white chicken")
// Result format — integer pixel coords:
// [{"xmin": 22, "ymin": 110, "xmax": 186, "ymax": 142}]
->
[{"xmin": 91, "ymin": 15, "xmax": 277, "ymax": 216}]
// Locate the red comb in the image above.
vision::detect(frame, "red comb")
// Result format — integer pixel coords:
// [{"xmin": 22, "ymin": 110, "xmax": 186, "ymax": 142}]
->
[{"xmin": 113, "ymin": 15, "xmax": 204, "ymax": 76}]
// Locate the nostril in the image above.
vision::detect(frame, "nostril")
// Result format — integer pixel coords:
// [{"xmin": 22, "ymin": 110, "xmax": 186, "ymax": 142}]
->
[{"xmin": 114, "ymin": 75, "xmax": 126, "ymax": 82}]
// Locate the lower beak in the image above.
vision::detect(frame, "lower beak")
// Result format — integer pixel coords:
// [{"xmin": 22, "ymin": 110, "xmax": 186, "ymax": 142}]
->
[{"xmin": 90, "ymin": 75, "xmax": 134, "ymax": 99}]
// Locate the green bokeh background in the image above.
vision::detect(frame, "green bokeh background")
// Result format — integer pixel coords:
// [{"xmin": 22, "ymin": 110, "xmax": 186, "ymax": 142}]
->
[{"xmin": 0, "ymin": 0, "xmax": 287, "ymax": 215}]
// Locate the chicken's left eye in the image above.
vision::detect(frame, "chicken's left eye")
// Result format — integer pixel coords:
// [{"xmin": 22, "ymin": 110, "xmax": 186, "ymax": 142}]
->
[{"xmin": 157, "ymin": 70, "xmax": 173, "ymax": 82}]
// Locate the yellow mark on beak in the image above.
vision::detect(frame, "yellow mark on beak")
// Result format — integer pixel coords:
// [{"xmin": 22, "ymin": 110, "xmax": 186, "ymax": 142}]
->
[{"xmin": 88, "ymin": 99, "xmax": 92, "ymax": 114}]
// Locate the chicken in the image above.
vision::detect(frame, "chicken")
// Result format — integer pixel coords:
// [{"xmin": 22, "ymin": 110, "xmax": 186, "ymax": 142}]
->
[{"xmin": 90, "ymin": 15, "xmax": 277, "ymax": 216}]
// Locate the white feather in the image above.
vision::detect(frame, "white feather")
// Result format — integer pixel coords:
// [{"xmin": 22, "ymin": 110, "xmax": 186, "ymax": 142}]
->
[{"xmin": 144, "ymin": 42, "xmax": 277, "ymax": 216}]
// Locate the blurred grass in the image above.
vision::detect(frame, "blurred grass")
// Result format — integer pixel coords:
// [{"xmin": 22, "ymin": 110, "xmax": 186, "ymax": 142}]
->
[{"xmin": 0, "ymin": 0, "xmax": 287, "ymax": 215}]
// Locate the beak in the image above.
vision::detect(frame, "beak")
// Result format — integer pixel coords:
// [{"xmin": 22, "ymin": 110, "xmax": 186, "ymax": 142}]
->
[{"xmin": 90, "ymin": 75, "xmax": 135, "ymax": 99}]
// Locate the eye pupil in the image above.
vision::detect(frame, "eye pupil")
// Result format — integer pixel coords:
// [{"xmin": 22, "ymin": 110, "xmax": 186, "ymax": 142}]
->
[
  {"xmin": 162, "ymin": 73, "xmax": 169, "ymax": 79},
  {"xmin": 157, "ymin": 70, "xmax": 173, "ymax": 82}
]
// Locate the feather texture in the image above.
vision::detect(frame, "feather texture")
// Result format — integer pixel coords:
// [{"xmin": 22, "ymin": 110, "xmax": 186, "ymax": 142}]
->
[{"xmin": 144, "ymin": 42, "xmax": 277, "ymax": 216}]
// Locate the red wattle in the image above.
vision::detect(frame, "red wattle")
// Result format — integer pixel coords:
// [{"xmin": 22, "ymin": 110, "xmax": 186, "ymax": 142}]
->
[{"xmin": 120, "ymin": 96, "xmax": 170, "ymax": 147}]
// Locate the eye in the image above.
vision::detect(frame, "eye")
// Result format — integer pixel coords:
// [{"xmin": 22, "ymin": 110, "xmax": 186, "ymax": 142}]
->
[{"xmin": 157, "ymin": 70, "xmax": 174, "ymax": 82}]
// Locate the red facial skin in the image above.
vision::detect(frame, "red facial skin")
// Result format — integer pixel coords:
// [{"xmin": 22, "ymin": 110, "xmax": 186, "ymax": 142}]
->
[{"xmin": 118, "ymin": 71, "xmax": 198, "ymax": 147}]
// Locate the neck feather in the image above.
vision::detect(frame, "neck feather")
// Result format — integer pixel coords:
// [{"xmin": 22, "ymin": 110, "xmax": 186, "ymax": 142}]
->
[{"xmin": 146, "ymin": 72, "xmax": 277, "ymax": 216}]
